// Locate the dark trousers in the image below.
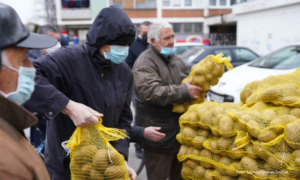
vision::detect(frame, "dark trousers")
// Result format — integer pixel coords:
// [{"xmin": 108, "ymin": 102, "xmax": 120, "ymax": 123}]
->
[{"xmin": 144, "ymin": 150, "xmax": 183, "ymax": 180}]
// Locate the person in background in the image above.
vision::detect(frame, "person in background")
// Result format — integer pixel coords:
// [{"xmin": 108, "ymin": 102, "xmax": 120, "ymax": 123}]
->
[
  {"xmin": 60, "ymin": 34, "xmax": 69, "ymax": 47},
  {"xmin": 25, "ymin": 6, "xmax": 137, "ymax": 180},
  {"xmin": 125, "ymin": 21, "xmax": 152, "ymax": 69},
  {"xmin": 27, "ymin": 24, "xmax": 61, "ymax": 147},
  {"xmin": 27, "ymin": 25, "xmax": 61, "ymax": 60},
  {"xmin": 125, "ymin": 21, "xmax": 152, "ymax": 159},
  {"xmin": 132, "ymin": 21, "xmax": 202, "ymax": 180},
  {"xmin": 0, "ymin": 3, "xmax": 57, "ymax": 179}
]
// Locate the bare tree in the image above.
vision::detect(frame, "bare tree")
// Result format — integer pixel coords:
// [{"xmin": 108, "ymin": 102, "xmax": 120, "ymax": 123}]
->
[
  {"xmin": 31, "ymin": 0, "xmax": 57, "ymax": 27},
  {"xmin": 45, "ymin": 0, "xmax": 57, "ymax": 26}
]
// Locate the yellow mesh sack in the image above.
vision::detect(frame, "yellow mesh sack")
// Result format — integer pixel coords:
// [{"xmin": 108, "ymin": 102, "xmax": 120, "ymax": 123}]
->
[
  {"xmin": 229, "ymin": 102, "xmax": 298, "ymax": 141},
  {"xmin": 240, "ymin": 80, "xmax": 262, "ymax": 103},
  {"xmin": 284, "ymin": 119, "xmax": 300, "ymax": 150},
  {"xmin": 179, "ymin": 101, "xmax": 242, "ymax": 138},
  {"xmin": 66, "ymin": 119, "xmax": 128, "ymax": 180},
  {"xmin": 245, "ymin": 68, "xmax": 300, "ymax": 107},
  {"xmin": 177, "ymin": 126, "xmax": 212, "ymax": 149},
  {"xmin": 173, "ymin": 53, "xmax": 233, "ymax": 114}
]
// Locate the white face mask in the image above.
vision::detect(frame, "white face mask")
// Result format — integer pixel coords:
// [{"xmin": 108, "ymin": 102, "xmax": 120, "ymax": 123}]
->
[
  {"xmin": 45, "ymin": 43, "xmax": 61, "ymax": 54},
  {"xmin": 0, "ymin": 52, "xmax": 36, "ymax": 105}
]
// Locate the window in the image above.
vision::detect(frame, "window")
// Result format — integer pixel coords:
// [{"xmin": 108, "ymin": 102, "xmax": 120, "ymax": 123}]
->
[
  {"xmin": 240, "ymin": 0, "xmax": 247, "ymax": 2},
  {"xmin": 136, "ymin": 0, "xmax": 156, "ymax": 9},
  {"xmin": 220, "ymin": 0, "xmax": 227, "ymax": 6},
  {"xmin": 61, "ymin": 0, "xmax": 90, "ymax": 8},
  {"xmin": 185, "ymin": 0, "xmax": 192, "ymax": 6},
  {"xmin": 214, "ymin": 49, "xmax": 232, "ymax": 61},
  {"xmin": 173, "ymin": 0, "xmax": 181, "ymax": 7},
  {"xmin": 184, "ymin": 23, "xmax": 193, "ymax": 33},
  {"xmin": 173, "ymin": 23, "xmax": 181, "ymax": 33},
  {"xmin": 210, "ymin": 0, "xmax": 216, "ymax": 6},
  {"xmin": 163, "ymin": 0, "xmax": 170, "ymax": 6},
  {"xmin": 231, "ymin": 0, "xmax": 237, "ymax": 5},
  {"xmin": 233, "ymin": 48, "xmax": 259, "ymax": 63},
  {"xmin": 113, "ymin": 2, "xmax": 123, "ymax": 8},
  {"xmin": 194, "ymin": 23, "xmax": 203, "ymax": 33}
]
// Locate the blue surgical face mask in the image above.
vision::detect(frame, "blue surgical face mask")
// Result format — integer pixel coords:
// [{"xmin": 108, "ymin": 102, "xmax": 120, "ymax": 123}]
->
[
  {"xmin": 102, "ymin": 45, "xmax": 129, "ymax": 64},
  {"xmin": 0, "ymin": 54, "xmax": 36, "ymax": 105},
  {"xmin": 158, "ymin": 43, "xmax": 175, "ymax": 56}
]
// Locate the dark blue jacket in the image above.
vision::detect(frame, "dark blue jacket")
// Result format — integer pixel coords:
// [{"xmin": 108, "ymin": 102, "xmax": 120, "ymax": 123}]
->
[
  {"xmin": 125, "ymin": 37, "xmax": 148, "ymax": 69},
  {"xmin": 25, "ymin": 6, "xmax": 136, "ymax": 180}
]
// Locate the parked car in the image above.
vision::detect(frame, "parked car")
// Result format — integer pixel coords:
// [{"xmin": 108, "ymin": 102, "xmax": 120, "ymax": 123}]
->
[
  {"xmin": 180, "ymin": 46, "xmax": 260, "ymax": 70},
  {"xmin": 174, "ymin": 42, "xmax": 204, "ymax": 56},
  {"xmin": 208, "ymin": 43, "xmax": 300, "ymax": 104}
]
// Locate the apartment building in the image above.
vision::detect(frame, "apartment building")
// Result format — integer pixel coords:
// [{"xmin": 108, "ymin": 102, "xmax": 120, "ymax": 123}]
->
[{"xmin": 55, "ymin": 0, "xmax": 245, "ymax": 44}]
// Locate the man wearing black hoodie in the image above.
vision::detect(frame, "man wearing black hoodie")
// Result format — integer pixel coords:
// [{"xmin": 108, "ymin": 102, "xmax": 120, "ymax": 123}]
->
[{"xmin": 25, "ymin": 6, "xmax": 137, "ymax": 180}]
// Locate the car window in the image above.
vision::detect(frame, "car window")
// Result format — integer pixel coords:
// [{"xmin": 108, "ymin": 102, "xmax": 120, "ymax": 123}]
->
[
  {"xmin": 249, "ymin": 46, "xmax": 300, "ymax": 69},
  {"xmin": 233, "ymin": 48, "xmax": 259, "ymax": 62},
  {"xmin": 213, "ymin": 49, "xmax": 232, "ymax": 61},
  {"xmin": 180, "ymin": 47, "xmax": 205, "ymax": 63},
  {"xmin": 174, "ymin": 46, "xmax": 190, "ymax": 55}
]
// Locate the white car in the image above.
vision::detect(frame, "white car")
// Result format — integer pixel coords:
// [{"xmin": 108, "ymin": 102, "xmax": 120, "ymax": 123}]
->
[
  {"xmin": 174, "ymin": 42, "xmax": 204, "ymax": 56},
  {"xmin": 208, "ymin": 43, "xmax": 300, "ymax": 104}
]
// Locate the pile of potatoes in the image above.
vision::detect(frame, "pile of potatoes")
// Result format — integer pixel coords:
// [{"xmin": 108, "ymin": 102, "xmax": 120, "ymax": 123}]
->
[
  {"xmin": 173, "ymin": 53, "xmax": 232, "ymax": 114},
  {"xmin": 69, "ymin": 129, "xmax": 127, "ymax": 180}
]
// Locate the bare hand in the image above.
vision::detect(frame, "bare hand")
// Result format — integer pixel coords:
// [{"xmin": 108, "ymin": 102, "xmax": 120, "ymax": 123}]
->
[
  {"xmin": 185, "ymin": 77, "xmax": 202, "ymax": 99},
  {"xmin": 61, "ymin": 100, "xmax": 103, "ymax": 127},
  {"xmin": 143, "ymin": 127, "xmax": 166, "ymax": 142},
  {"xmin": 125, "ymin": 161, "xmax": 137, "ymax": 180}
]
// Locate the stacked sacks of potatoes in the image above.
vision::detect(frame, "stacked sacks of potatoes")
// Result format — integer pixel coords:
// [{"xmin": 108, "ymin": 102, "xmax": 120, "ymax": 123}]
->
[
  {"xmin": 173, "ymin": 53, "xmax": 233, "ymax": 114},
  {"xmin": 66, "ymin": 124, "xmax": 128, "ymax": 180},
  {"xmin": 245, "ymin": 68, "xmax": 300, "ymax": 107}
]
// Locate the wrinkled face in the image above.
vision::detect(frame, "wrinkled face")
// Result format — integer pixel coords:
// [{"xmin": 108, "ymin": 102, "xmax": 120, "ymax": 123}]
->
[
  {"xmin": 139, "ymin": 24, "xmax": 150, "ymax": 37},
  {"xmin": 151, "ymin": 28, "xmax": 175, "ymax": 52},
  {"xmin": 0, "ymin": 47, "xmax": 33, "ymax": 94}
]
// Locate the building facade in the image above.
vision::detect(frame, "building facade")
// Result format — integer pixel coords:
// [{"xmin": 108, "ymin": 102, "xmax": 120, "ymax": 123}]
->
[{"xmin": 55, "ymin": 0, "xmax": 244, "ymax": 44}]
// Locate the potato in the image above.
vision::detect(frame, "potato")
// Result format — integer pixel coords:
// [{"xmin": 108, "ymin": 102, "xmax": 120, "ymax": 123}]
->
[
  {"xmin": 93, "ymin": 149, "xmax": 109, "ymax": 171},
  {"xmin": 182, "ymin": 126, "xmax": 197, "ymax": 138},
  {"xmin": 235, "ymin": 163, "xmax": 243, "ymax": 170},
  {"xmin": 282, "ymin": 96, "xmax": 298, "ymax": 104},
  {"xmin": 228, "ymin": 149, "xmax": 244, "ymax": 160},
  {"xmin": 268, "ymin": 152, "xmax": 292, "ymax": 169},
  {"xmin": 285, "ymin": 121, "xmax": 300, "ymax": 149},
  {"xmin": 210, "ymin": 78, "xmax": 219, "ymax": 86},
  {"xmin": 90, "ymin": 168, "xmax": 104, "ymax": 180},
  {"xmin": 181, "ymin": 166, "xmax": 193, "ymax": 178},
  {"xmin": 73, "ymin": 147, "xmax": 94, "ymax": 165},
  {"xmin": 82, "ymin": 163, "xmax": 92, "ymax": 175},
  {"xmin": 193, "ymin": 75, "xmax": 206, "ymax": 86},
  {"xmin": 200, "ymin": 149, "xmax": 213, "ymax": 168},
  {"xmin": 219, "ymin": 116, "xmax": 235, "ymax": 137},
  {"xmin": 205, "ymin": 73, "xmax": 213, "ymax": 82},
  {"xmin": 247, "ymin": 120, "xmax": 260, "ymax": 138},
  {"xmin": 258, "ymin": 130, "xmax": 278, "ymax": 142},
  {"xmin": 290, "ymin": 108, "xmax": 300, "ymax": 118},
  {"xmin": 246, "ymin": 145, "xmax": 258, "ymax": 159},
  {"xmin": 195, "ymin": 67, "xmax": 205, "ymax": 75},
  {"xmin": 109, "ymin": 149, "xmax": 122, "ymax": 165},
  {"xmin": 198, "ymin": 129, "xmax": 211, "ymax": 137},
  {"xmin": 193, "ymin": 136, "xmax": 207, "ymax": 149},
  {"xmin": 212, "ymin": 153, "xmax": 222, "ymax": 163},
  {"xmin": 217, "ymin": 157, "xmax": 231, "ymax": 175},
  {"xmin": 218, "ymin": 137, "xmax": 232, "ymax": 150},
  {"xmin": 261, "ymin": 110, "xmax": 277, "ymax": 122},
  {"xmin": 104, "ymin": 165, "xmax": 125, "ymax": 179},
  {"xmin": 186, "ymin": 159, "xmax": 199, "ymax": 169},
  {"xmin": 176, "ymin": 133, "xmax": 184, "ymax": 144},
  {"xmin": 70, "ymin": 161, "xmax": 82, "ymax": 175},
  {"xmin": 193, "ymin": 165, "xmax": 205, "ymax": 179},
  {"xmin": 192, "ymin": 148, "xmax": 202, "ymax": 156},
  {"xmin": 241, "ymin": 157, "xmax": 258, "ymax": 171},
  {"xmin": 204, "ymin": 169, "xmax": 214, "ymax": 180},
  {"xmin": 260, "ymin": 87, "xmax": 280, "ymax": 101}
]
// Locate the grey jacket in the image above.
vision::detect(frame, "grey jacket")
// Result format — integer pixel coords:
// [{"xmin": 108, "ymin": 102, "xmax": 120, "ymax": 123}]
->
[{"xmin": 132, "ymin": 45, "xmax": 190, "ymax": 153}]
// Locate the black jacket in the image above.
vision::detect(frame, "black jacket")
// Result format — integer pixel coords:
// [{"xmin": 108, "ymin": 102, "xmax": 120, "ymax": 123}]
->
[
  {"xmin": 125, "ymin": 37, "xmax": 148, "ymax": 69},
  {"xmin": 25, "ymin": 6, "xmax": 136, "ymax": 180},
  {"xmin": 129, "ymin": 126, "xmax": 144, "ymax": 143}
]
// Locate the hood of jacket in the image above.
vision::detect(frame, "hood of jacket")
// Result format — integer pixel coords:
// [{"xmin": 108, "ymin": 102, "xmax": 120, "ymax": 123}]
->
[{"xmin": 85, "ymin": 6, "xmax": 136, "ymax": 64}]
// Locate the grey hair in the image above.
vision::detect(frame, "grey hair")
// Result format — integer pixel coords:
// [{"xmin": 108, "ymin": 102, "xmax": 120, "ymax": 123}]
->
[
  {"xmin": 37, "ymin": 25, "xmax": 58, "ymax": 35},
  {"xmin": 147, "ymin": 21, "xmax": 173, "ymax": 43}
]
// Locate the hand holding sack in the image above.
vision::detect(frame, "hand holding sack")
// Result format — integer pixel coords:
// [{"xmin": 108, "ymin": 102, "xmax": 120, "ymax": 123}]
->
[
  {"xmin": 173, "ymin": 53, "xmax": 233, "ymax": 114},
  {"xmin": 66, "ymin": 118, "xmax": 129, "ymax": 180}
]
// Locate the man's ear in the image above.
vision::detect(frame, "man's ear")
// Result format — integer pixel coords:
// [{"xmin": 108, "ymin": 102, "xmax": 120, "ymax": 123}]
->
[
  {"xmin": 138, "ymin": 29, "xmax": 141, "ymax": 34},
  {"xmin": 150, "ymin": 37, "xmax": 156, "ymax": 46}
]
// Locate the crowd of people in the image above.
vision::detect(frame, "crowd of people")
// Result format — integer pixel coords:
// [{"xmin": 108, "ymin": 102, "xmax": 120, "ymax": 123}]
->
[{"xmin": 0, "ymin": 2, "xmax": 202, "ymax": 180}]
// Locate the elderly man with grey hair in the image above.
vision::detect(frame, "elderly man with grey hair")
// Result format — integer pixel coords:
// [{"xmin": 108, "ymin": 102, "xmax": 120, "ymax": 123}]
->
[{"xmin": 132, "ymin": 21, "xmax": 202, "ymax": 180}]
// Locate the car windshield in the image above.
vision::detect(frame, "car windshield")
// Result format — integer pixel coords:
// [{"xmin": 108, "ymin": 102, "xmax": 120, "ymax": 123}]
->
[
  {"xmin": 180, "ymin": 47, "xmax": 205, "ymax": 63},
  {"xmin": 249, "ymin": 45, "xmax": 300, "ymax": 69}
]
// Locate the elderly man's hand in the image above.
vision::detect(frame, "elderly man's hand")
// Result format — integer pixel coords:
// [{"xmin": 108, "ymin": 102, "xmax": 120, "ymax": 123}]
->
[
  {"xmin": 185, "ymin": 77, "xmax": 202, "ymax": 99},
  {"xmin": 143, "ymin": 127, "xmax": 166, "ymax": 142},
  {"xmin": 125, "ymin": 161, "xmax": 137, "ymax": 180},
  {"xmin": 61, "ymin": 100, "xmax": 103, "ymax": 127}
]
